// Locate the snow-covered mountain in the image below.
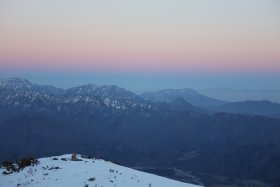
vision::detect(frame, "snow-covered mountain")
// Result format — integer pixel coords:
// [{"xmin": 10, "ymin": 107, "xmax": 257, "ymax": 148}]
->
[
  {"xmin": 0, "ymin": 78, "xmax": 63, "ymax": 95},
  {"xmin": 1, "ymin": 77, "xmax": 280, "ymax": 186},
  {"xmin": 0, "ymin": 154, "xmax": 201, "ymax": 187},
  {"xmin": 0, "ymin": 78, "xmax": 33, "ymax": 91},
  {"xmin": 66, "ymin": 84, "xmax": 139, "ymax": 100},
  {"xmin": 0, "ymin": 78, "xmax": 155, "ymax": 111}
]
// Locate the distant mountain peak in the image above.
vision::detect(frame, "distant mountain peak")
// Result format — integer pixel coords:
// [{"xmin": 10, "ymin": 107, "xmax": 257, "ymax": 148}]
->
[
  {"xmin": 0, "ymin": 77, "xmax": 32, "ymax": 90},
  {"xmin": 154, "ymin": 88, "xmax": 199, "ymax": 96},
  {"xmin": 83, "ymin": 83, "xmax": 99, "ymax": 88},
  {"xmin": 66, "ymin": 84, "xmax": 140, "ymax": 101},
  {"xmin": 212, "ymin": 99, "xmax": 280, "ymax": 117},
  {"xmin": 0, "ymin": 77, "xmax": 154, "ymax": 111},
  {"xmin": 66, "ymin": 84, "xmax": 98, "ymax": 95},
  {"xmin": 140, "ymin": 88, "xmax": 225, "ymax": 107},
  {"xmin": 1, "ymin": 77, "xmax": 32, "ymax": 84}
]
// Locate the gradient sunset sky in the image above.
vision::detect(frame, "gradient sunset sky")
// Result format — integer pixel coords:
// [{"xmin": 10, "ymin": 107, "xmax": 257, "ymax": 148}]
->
[{"xmin": 0, "ymin": 0, "xmax": 280, "ymax": 91}]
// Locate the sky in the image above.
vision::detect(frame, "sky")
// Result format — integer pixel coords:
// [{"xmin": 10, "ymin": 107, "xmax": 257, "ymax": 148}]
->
[{"xmin": 0, "ymin": 0, "xmax": 280, "ymax": 91}]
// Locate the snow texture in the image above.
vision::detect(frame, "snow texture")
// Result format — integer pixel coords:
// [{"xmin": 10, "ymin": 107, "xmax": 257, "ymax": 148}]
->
[{"xmin": 0, "ymin": 154, "xmax": 201, "ymax": 187}]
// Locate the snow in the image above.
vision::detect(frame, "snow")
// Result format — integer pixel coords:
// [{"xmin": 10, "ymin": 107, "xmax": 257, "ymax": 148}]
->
[
  {"xmin": 0, "ymin": 154, "xmax": 201, "ymax": 187},
  {"xmin": 104, "ymin": 98, "xmax": 110, "ymax": 107}
]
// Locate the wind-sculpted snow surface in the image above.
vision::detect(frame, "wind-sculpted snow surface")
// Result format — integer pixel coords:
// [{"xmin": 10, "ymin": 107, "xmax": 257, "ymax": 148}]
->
[{"xmin": 0, "ymin": 154, "xmax": 201, "ymax": 187}]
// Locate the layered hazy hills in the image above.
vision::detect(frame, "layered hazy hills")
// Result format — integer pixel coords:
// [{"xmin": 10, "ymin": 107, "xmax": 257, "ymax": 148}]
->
[
  {"xmin": 1, "ymin": 78, "xmax": 280, "ymax": 186},
  {"xmin": 211, "ymin": 100, "xmax": 280, "ymax": 118},
  {"xmin": 140, "ymin": 88, "xmax": 226, "ymax": 107},
  {"xmin": 199, "ymin": 88, "xmax": 280, "ymax": 103},
  {"xmin": 1, "ymin": 77, "xmax": 279, "ymax": 119},
  {"xmin": 140, "ymin": 87, "xmax": 280, "ymax": 117},
  {"xmin": 1, "ymin": 78, "xmax": 280, "ymax": 117}
]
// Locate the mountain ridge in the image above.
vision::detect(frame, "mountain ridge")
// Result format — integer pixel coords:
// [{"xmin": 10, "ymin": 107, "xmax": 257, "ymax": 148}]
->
[
  {"xmin": 1, "ymin": 77, "xmax": 280, "ymax": 186},
  {"xmin": 140, "ymin": 88, "xmax": 226, "ymax": 107},
  {"xmin": 211, "ymin": 100, "xmax": 280, "ymax": 117}
]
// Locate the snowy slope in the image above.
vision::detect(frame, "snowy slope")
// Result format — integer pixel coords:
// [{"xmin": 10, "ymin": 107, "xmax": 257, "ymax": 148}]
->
[{"xmin": 0, "ymin": 154, "xmax": 201, "ymax": 187}]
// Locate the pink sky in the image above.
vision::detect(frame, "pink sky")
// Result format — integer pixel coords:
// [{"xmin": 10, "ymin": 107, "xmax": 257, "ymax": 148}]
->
[{"xmin": 0, "ymin": 0, "xmax": 280, "ymax": 73}]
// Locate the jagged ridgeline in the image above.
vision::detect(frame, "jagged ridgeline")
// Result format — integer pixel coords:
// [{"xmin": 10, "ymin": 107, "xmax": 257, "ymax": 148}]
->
[{"xmin": 0, "ymin": 78, "xmax": 280, "ymax": 186}]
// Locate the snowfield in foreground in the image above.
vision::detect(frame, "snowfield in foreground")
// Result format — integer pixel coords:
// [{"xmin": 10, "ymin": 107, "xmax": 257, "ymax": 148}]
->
[{"xmin": 0, "ymin": 154, "xmax": 201, "ymax": 187}]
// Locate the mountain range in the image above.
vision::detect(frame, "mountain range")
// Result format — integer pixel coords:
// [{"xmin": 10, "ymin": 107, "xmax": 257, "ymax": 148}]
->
[
  {"xmin": 140, "ymin": 88, "xmax": 226, "ymax": 107},
  {"xmin": 1, "ymin": 78, "xmax": 280, "ymax": 186},
  {"xmin": 211, "ymin": 100, "xmax": 280, "ymax": 118},
  {"xmin": 199, "ymin": 88, "xmax": 280, "ymax": 103}
]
